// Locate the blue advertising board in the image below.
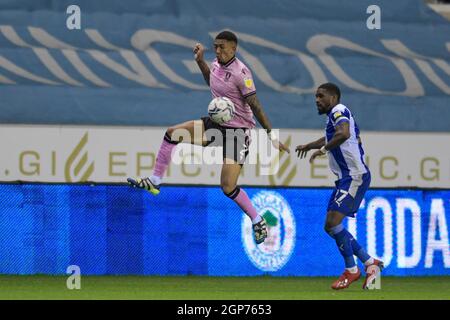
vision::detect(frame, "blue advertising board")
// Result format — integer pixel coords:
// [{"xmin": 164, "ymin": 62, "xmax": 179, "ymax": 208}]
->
[{"xmin": 0, "ymin": 184, "xmax": 448, "ymax": 276}]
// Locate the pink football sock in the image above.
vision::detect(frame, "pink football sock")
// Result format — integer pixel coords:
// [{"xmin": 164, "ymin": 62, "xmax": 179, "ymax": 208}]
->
[
  {"xmin": 153, "ymin": 132, "xmax": 178, "ymax": 180},
  {"xmin": 225, "ymin": 187, "xmax": 259, "ymax": 221}
]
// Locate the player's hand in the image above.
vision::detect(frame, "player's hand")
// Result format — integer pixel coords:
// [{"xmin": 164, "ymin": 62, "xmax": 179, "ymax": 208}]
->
[
  {"xmin": 193, "ymin": 43, "xmax": 205, "ymax": 62},
  {"xmin": 295, "ymin": 144, "xmax": 311, "ymax": 159},
  {"xmin": 272, "ymin": 139, "xmax": 290, "ymax": 154},
  {"xmin": 309, "ymin": 149, "xmax": 325, "ymax": 163}
]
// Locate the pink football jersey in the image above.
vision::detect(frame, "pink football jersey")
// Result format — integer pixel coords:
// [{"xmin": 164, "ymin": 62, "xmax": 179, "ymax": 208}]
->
[{"xmin": 209, "ymin": 57, "xmax": 257, "ymax": 128}]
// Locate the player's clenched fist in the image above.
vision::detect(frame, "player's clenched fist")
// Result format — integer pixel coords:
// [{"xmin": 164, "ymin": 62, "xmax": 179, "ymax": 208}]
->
[{"xmin": 193, "ymin": 43, "xmax": 205, "ymax": 62}]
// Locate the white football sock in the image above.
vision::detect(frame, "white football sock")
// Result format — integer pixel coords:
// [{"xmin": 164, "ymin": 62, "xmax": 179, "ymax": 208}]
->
[
  {"xmin": 150, "ymin": 175, "xmax": 161, "ymax": 186},
  {"xmin": 346, "ymin": 266, "xmax": 359, "ymax": 274},
  {"xmin": 364, "ymin": 257, "xmax": 375, "ymax": 266},
  {"xmin": 252, "ymin": 215, "xmax": 262, "ymax": 224}
]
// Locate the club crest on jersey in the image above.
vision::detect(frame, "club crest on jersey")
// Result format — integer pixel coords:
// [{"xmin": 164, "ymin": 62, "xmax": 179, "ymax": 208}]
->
[
  {"xmin": 244, "ymin": 78, "xmax": 253, "ymax": 89},
  {"xmin": 224, "ymin": 72, "xmax": 231, "ymax": 81},
  {"xmin": 242, "ymin": 191, "xmax": 296, "ymax": 272}
]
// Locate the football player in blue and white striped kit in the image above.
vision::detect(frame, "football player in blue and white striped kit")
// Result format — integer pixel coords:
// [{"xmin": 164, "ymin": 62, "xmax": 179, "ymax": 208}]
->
[{"xmin": 296, "ymin": 83, "xmax": 383, "ymax": 290}]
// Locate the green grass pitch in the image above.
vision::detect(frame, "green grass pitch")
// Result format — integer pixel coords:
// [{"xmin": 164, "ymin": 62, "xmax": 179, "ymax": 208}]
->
[{"xmin": 0, "ymin": 275, "xmax": 449, "ymax": 300}]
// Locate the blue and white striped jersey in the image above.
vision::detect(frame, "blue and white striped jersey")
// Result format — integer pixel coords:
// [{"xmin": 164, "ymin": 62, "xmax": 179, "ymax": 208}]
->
[{"xmin": 325, "ymin": 104, "xmax": 369, "ymax": 179}]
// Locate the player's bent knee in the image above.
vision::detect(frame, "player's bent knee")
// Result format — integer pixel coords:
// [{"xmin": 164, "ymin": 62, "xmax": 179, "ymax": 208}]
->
[
  {"xmin": 324, "ymin": 223, "xmax": 339, "ymax": 238},
  {"xmin": 325, "ymin": 218, "xmax": 336, "ymax": 230},
  {"xmin": 163, "ymin": 128, "xmax": 181, "ymax": 145},
  {"xmin": 324, "ymin": 216, "xmax": 339, "ymax": 234},
  {"xmin": 167, "ymin": 127, "xmax": 189, "ymax": 144},
  {"xmin": 324, "ymin": 216, "xmax": 332, "ymax": 231},
  {"xmin": 221, "ymin": 183, "xmax": 237, "ymax": 196},
  {"xmin": 166, "ymin": 127, "xmax": 176, "ymax": 140},
  {"xmin": 326, "ymin": 211, "xmax": 344, "ymax": 226},
  {"xmin": 221, "ymin": 186, "xmax": 235, "ymax": 195}
]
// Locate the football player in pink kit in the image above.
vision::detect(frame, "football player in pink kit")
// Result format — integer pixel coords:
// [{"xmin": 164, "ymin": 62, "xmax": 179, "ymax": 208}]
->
[{"xmin": 128, "ymin": 31, "xmax": 290, "ymax": 244}]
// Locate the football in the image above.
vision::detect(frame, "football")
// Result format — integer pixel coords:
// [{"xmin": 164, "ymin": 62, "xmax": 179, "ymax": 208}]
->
[{"xmin": 208, "ymin": 97, "xmax": 235, "ymax": 125}]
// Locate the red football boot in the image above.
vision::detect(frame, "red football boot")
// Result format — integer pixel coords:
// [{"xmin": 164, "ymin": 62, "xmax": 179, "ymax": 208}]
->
[{"xmin": 331, "ymin": 268, "xmax": 361, "ymax": 290}]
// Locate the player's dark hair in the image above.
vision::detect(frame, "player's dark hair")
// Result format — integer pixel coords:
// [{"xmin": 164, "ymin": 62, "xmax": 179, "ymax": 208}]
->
[
  {"xmin": 319, "ymin": 83, "xmax": 341, "ymax": 102},
  {"xmin": 215, "ymin": 30, "xmax": 238, "ymax": 44}
]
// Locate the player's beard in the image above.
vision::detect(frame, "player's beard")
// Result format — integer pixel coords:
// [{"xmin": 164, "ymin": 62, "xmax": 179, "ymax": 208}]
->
[
  {"xmin": 317, "ymin": 105, "xmax": 327, "ymax": 115},
  {"xmin": 218, "ymin": 55, "xmax": 235, "ymax": 65}
]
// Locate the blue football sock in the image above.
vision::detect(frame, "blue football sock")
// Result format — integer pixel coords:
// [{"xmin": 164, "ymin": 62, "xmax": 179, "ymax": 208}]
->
[
  {"xmin": 329, "ymin": 224, "xmax": 356, "ymax": 269},
  {"xmin": 349, "ymin": 234, "xmax": 371, "ymax": 264}
]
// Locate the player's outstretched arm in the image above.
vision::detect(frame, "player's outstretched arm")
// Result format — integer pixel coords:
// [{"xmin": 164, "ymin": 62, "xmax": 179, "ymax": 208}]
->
[
  {"xmin": 309, "ymin": 122, "xmax": 350, "ymax": 163},
  {"xmin": 245, "ymin": 94, "xmax": 290, "ymax": 154},
  {"xmin": 193, "ymin": 43, "xmax": 210, "ymax": 86},
  {"xmin": 295, "ymin": 137, "xmax": 325, "ymax": 159}
]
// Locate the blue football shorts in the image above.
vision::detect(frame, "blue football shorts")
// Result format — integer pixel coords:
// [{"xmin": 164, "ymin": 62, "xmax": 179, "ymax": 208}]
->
[{"xmin": 327, "ymin": 172, "xmax": 371, "ymax": 217}]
